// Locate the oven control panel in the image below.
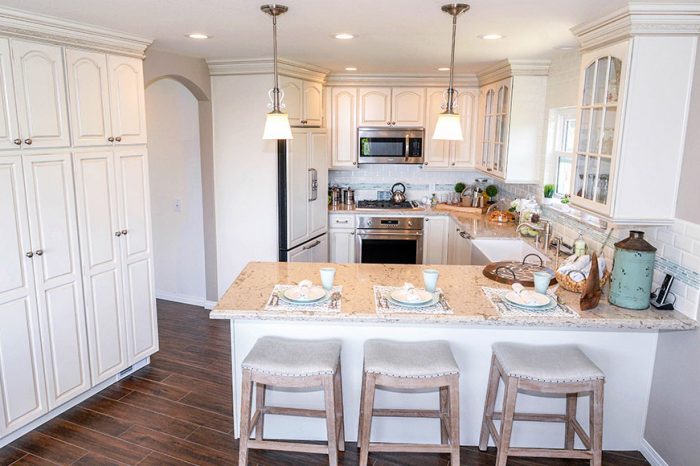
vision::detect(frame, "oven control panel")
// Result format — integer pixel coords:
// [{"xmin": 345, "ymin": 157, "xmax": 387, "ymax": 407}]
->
[{"xmin": 356, "ymin": 216, "xmax": 424, "ymax": 230}]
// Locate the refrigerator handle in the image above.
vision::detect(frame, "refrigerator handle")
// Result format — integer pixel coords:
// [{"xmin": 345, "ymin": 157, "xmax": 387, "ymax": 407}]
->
[{"xmin": 308, "ymin": 168, "xmax": 318, "ymax": 202}]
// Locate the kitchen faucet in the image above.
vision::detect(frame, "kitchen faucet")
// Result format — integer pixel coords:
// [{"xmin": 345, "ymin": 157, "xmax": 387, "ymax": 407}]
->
[{"xmin": 516, "ymin": 220, "xmax": 552, "ymax": 253}]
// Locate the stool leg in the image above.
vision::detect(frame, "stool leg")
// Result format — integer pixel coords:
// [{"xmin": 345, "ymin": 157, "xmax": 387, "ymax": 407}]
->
[
  {"xmin": 590, "ymin": 380, "xmax": 604, "ymax": 466},
  {"xmin": 323, "ymin": 374, "xmax": 339, "ymax": 466},
  {"xmin": 255, "ymin": 383, "xmax": 266, "ymax": 440},
  {"xmin": 565, "ymin": 393, "xmax": 577, "ymax": 449},
  {"xmin": 359, "ymin": 373, "xmax": 376, "ymax": 466},
  {"xmin": 440, "ymin": 386, "xmax": 449, "ymax": 444},
  {"xmin": 238, "ymin": 369, "xmax": 254, "ymax": 466},
  {"xmin": 496, "ymin": 378, "xmax": 518, "ymax": 466},
  {"xmin": 448, "ymin": 376, "xmax": 460, "ymax": 466},
  {"xmin": 333, "ymin": 364, "xmax": 345, "ymax": 452},
  {"xmin": 479, "ymin": 354, "xmax": 500, "ymax": 451},
  {"xmin": 357, "ymin": 368, "xmax": 366, "ymax": 447}
]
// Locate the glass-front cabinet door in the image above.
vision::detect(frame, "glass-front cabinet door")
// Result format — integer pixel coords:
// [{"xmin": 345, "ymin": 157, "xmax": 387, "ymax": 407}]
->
[
  {"xmin": 571, "ymin": 43, "xmax": 627, "ymax": 215},
  {"xmin": 479, "ymin": 78, "xmax": 510, "ymax": 178}
]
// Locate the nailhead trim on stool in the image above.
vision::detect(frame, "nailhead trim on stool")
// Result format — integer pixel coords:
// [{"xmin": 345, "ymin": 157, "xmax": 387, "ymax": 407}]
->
[
  {"xmin": 358, "ymin": 339, "xmax": 461, "ymax": 466},
  {"xmin": 238, "ymin": 337, "xmax": 345, "ymax": 466},
  {"xmin": 479, "ymin": 342, "xmax": 606, "ymax": 466}
]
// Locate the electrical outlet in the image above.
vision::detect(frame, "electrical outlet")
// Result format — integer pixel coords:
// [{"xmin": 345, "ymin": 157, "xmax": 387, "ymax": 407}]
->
[{"xmin": 174, "ymin": 199, "xmax": 181, "ymax": 212}]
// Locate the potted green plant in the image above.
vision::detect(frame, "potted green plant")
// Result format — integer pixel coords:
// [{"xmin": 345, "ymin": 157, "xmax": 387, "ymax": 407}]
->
[
  {"xmin": 543, "ymin": 184, "xmax": 555, "ymax": 205},
  {"xmin": 484, "ymin": 184, "xmax": 498, "ymax": 203},
  {"xmin": 454, "ymin": 182, "xmax": 466, "ymax": 204}
]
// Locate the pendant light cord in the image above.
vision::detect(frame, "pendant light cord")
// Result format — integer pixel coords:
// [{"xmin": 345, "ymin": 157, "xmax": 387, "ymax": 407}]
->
[
  {"xmin": 447, "ymin": 12, "xmax": 457, "ymax": 113},
  {"xmin": 272, "ymin": 13, "xmax": 280, "ymax": 111}
]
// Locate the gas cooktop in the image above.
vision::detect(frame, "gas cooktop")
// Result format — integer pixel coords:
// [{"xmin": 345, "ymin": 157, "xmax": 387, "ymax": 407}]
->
[{"xmin": 356, "ymin": 200, "xmax": 420, "ymax": 209}]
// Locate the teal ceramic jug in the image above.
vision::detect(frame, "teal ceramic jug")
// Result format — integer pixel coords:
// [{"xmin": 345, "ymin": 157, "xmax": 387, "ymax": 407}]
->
[{"xmin": 608, "ymin": 231, "xmax": 656, "ymax": 310}]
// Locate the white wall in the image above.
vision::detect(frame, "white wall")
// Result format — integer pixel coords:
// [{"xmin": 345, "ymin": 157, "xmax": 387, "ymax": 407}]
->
[
  {"xmin": 146, "ymin": 78, "xmax": 206, "ymax": 303},
  {"xmin": 212, "ymin": 74, "xmax": 280, "ymax": 297}
]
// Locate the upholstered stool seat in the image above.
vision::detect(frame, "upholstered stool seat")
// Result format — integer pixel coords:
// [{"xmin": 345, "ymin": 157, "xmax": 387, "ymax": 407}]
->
[
  {"xmin": 492, "ymin": 342, "xmax": 605, "ymax": 383},
  {"xmin": 364, "ymin": 339, "xmax": 459, "ymax": 378},
  {"xmin": 480, "ymin": 342, "xmax": 606, "ymax": 466},
  {"xmin": 358, "ymin": 339, "xmax": 461, "ymax": 466},
  {"xmin": 238, "ymin": 337, "xmax": 345, "ymax": 466},
  {"xmin": 242, "ymin": 336, "xmax": 341, "ymax": 376}
]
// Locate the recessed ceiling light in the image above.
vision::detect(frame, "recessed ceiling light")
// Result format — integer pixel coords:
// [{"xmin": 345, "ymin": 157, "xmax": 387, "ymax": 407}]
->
[
  {"xmin": 334, "ymin": 33, "xmax": 356, "ymax": 40},
  {"xmin": 437, "ymin": 67, "xmax": 450, "ymax": 71},
  {"xmin": 187, "ymin": 33, "xmax": 209, "ymax": 39},
  {"xmin": 345, "ymin": 67, "xmax": 357, "ymax": 71},
  {"xmin": 479, "ymin": 34, "xmax": 503, "ymax": 40}
]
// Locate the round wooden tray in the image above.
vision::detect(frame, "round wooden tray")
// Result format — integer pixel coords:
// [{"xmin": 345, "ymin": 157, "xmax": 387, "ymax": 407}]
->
[{"xmin": 483, "ymin": 255, "xmax": 557, "ymax": 287}]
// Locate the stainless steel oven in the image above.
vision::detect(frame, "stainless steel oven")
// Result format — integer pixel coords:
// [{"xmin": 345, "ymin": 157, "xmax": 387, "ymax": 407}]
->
[
  {"xmin": 355, "ymin": 216, "xmax": 424, "ymax": 264},
  {"xmin": 358, "ymin": 127, "xmax": 424, "ymax": 164}
]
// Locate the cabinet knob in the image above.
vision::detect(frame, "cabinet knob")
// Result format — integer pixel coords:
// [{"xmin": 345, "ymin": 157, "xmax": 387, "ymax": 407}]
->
[
  {"xmin": 387, "ymin": 122, "xmax": 391, "ymax": 125},
  {"xmin": 121, "ymin": 229, "xmax": 128, "ymax": 235},
  {"xmin": 35, "ymin": 249, "xmax": 43, "ymax": 256},
  {"xmin": 451, "ymin": 162, "xmax": 455, "ymax": 166},
  {"xmin": 424, "ymin": 162, "xmax": 428, "ymax": 166},
  {"xmin": 108, "ymin": 136, "xmax": 115, "ymax": 142},
  {"xmin": 24, "ymin": 138, "xmax": 32, "ymax": 145},
  {"xmin": 13, "ymin": 138, "xmax": 21, "ymax": 145},
  {"xmin": 392, "ymin": 122, "xmax": 396, "ymax": 126},
  {"xmin": 353, "ymin": 161, "xmax": 357, "ymax": 165},
  {"xmin": 301, "ymin": 120, "xmax": 307, "ymax": 124},
  {"xmin": 25, "ymin": 251, "xmax": 33, "ymax": 258},
  {"xmin": 115, "ymin": 136, "xmax": 122, "ymax": 142},
  {"xmin": 115, "ymin": 231, "xmax": 122, "ymax": 237},
  {"xmin": 351, "ymin": 231, "xmax": 355, "ymax": 235},
  {"xmin": 425, "ymin": 218, "xmax": 429, "ymax": 222}
]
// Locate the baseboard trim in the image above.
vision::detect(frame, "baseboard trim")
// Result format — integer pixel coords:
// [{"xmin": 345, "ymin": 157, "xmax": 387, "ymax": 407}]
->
[
  {"xmin": 155, "ymin": 290, "xmax": 207, "ymax": 308},
  {"xmin": 641, "ymin": 439, "xmax": 669, "ymax": 466}
]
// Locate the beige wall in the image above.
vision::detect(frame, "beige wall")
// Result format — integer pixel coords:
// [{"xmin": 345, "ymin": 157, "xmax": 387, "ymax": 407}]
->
[{"xmin": 143, "ymin": 49, "xmax": 218, "ymax": 304}]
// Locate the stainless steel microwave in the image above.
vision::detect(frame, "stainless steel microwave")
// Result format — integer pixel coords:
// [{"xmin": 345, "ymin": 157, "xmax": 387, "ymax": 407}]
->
[{"xmin": 358, "ymin": 127, "xmax": 424, "ymax": 164}]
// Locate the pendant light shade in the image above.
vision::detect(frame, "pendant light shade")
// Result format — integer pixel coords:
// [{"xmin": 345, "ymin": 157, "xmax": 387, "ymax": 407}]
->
[
  {"xmin": 261, "ymin": 4, "xmax": 292, "ymax": 140},
  {"xmin": 433, "ymin": 3, "xmax": 470, "ymax": 141}
]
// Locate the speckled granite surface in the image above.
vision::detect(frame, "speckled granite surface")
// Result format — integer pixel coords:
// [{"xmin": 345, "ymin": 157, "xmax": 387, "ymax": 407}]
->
[{"xmin": 211, "ymin": 262, "xmax": 697, "ymax": 331}]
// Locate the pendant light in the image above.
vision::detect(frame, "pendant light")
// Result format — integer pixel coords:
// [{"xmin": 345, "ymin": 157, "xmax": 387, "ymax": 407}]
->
[
  {"xmin": 261, "ymin": 4, "xmax": 292, "ymax": 140},
  {"xmin": 433, "ymin": 3, "xmax": 470, "ymax": 141}
]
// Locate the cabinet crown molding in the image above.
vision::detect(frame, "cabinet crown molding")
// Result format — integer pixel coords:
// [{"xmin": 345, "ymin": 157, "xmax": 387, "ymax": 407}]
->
[
  {"xmin": 572, "ymin": 2, "xmax": 700, "ymax": 51},
  {"xmin": 207, "ymin": 57, "xmax": 329, "ymax": 83},
  {"xmin": 0, "ymin": 6, "xmax": 152, "ymax": 58},
  {"xmin": 325, "ymin": 73, "xmax": 479, "ymax": 88},
  {"xmin": 476, "ymin": 59, "xmax": 551, "ymax": 86}
]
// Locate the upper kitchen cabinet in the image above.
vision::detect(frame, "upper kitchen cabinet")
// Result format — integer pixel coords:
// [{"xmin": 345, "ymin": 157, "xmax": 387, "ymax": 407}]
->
[
  {"xmin": 10, "ymin": 40, "xmax": 70, "ymax": 149},
  {"xmin": 107, "ymin": 55, "xmax": 147, "ymax": 145},
  {"xmin": 358, "ymin": 87, "xmax": 425, "ymax": 127},
  {"xmin": 0, "ymin": 40, "xmax": 19, "ymax": 150},
  {"xmin": 424, "ymin": 87, "xmax": 478, "ymax": 169},
  {"xmin": 330, "ymin": 87, "xmax": 358, "ymax": 168},
  {"xmin": 279, "ymin": 76, "xmax": 323, "ymax": 127},
  {"xmin": 567, "ymin": 4, "xmax": 700, "ymax": 223},
  {"xmin": 476, "ymin": 60, "xmax": 549, "ymax": 183}
]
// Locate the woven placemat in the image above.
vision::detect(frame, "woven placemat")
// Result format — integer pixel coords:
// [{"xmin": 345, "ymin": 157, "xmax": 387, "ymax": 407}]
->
[
  {"xmin": 265, "ymin": 285, "xmax": 342, "ymax": 313},
  {"xmin": 374, "ymin": 286, "xmax": 453, "ymax": 314},
  {"xmin": 482, "ymin": 287, "xmax": 579, "ymax": 318}
]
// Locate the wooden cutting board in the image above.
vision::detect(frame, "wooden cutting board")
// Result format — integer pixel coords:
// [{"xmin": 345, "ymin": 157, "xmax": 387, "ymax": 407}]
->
[{"xmin": 433, "ymin": 203, "xmax": 487, "ymax": 214}]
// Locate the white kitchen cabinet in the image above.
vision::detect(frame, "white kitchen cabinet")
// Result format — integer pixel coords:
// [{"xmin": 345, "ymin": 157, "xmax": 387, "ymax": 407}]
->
[
  {"xmin": 359, "ymin": 87, "xmax": 425, "ymax": 127},
  {"xmin": 10, "ymin": 40, "xmax": 70, "ymax": 149},
  {"xmin": 424, "ymin": 88, "xmax": 478, "ymax": 169},
  {"xmin": 423, "ymin": 216, "xmax": 449, "ymax": 265},
  {"xmin": 65, "ymin": 49, "xmax": 113, "ymax": 147},
  {"xmin": 107, "ymin": 55, "xmax": 147, "ymax": 145},
  {"xmin": 446, "ymin": 218, "xmax": 472, "ymax": 265},
  {"xmin": 75, "ymin": 148, "xmax": 159, "ymax": 377},
  {"xmin": 329, "ymin": 229, "xmax": 355, "ymax": 264},
  {"xmin": 358, "ymin": 87, "xmax": 392, "ymax": 126},
  {"xmin": 0, "ymin": 155, "xmax": 48, "ymax": 436},
  {"xmin": 72, "ymin": 150, "xmax": 129, "ymax": 384},
  {"xmin": 280, "ymin": 77, "xmax": 323, "ymax": 127},
  {"xmin": 0, "ymin": 40, "xmax": 19, "ymax": 150},
  {"xmin": 308, "ymin": 132, "xmax": 329, "ymax": 238},
  {"xmin": 447, "ymin": 219, "xmax": 459, "ymax": 264},
  {"xmin": 288, "ymin": 234, "xmax": 328, "ymax": 263},
  {"xmin": 22, "ymin": 152, "xmax": 91, "ymax": 409},
  {"xmin": 330, "ymin": 87, "xmax": 358, "ymax": 168}
]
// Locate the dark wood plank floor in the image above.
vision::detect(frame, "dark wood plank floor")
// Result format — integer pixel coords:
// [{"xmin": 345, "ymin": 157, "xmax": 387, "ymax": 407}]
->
[{"xmin": 0, "ymin": 300, "xmax": 650, "ymax": 465}]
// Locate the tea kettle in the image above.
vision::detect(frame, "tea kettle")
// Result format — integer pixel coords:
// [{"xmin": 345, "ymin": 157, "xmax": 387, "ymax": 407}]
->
[{"xmin": 391, "ymin": 182, "xmax": 406, "ymax": 204}]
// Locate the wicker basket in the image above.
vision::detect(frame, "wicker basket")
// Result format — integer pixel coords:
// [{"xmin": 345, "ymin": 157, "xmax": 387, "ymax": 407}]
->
[{"xmin": 555, "ymin": 268, "xmax": 611, "ymax": 293}]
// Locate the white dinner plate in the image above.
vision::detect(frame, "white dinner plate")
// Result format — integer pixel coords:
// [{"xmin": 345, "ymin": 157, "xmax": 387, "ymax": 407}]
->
[
  {"xmin": 389, "ymin": 288, "xmax": 434, "ymax": 306},
  {"xmin": 388, "ymin": 295, "xmax": 440, "ymax": 308},
  {"xmin": 504, "ymin": 290, "xmax": 551, "ymax": 308},
  {"xmin": 283, "ymin": 286, "xmax": 327, "ymax": 303},
  {"xmin": 506, "ymin": 296, "xmax": 557, "ymax": 311}
]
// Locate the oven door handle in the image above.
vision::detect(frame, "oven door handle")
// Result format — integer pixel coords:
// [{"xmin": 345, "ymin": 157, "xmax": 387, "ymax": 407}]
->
[
  {"xmin": 356, "ymin": 231, "xmax": 424, "ymax": 239},
  {"xmin": 405, "ymin": 134, "xmax": 409, "ymax": 162}
]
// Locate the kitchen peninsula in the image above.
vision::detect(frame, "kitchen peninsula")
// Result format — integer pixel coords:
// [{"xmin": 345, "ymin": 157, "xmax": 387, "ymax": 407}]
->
[{"xmin": 211, "ymin": 262, "xmax": 695, "ymax": 450}]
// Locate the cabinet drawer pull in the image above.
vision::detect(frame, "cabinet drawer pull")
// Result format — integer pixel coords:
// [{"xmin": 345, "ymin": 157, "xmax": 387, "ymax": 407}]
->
[
  {"xmin": 459, "ymin": 231, "xmax": 472, "ymax": 239},
  {"xmin": 35, "ymin": 249, "xmax": 43, "ymax": 256},
  {"xmin": 24, "ymin": 138, "xmax": 32, "ymax": 145},
  {"xmin": 302, "ymin": 240, "xmax": 321, "ymax": 250},
  {"xmin": 115, "ymin": 136, "xmax": 122, "ymax": 142},
  {"xmin": 115, "ymin": 231, "xmax": 122, "ymax": 237},
  {"xmin": 121, "ymin": 229, "xmax": 128, "ymax": 235},
  {"xmin": 13, "ymin": 138, "xmax": 21, "ymax": 145},
  {"xmin": 335, "ymin": 219, "xmax": 349, "ymax": 224},
  {"xmin": 25, "ymin": 251, "xmax": 33, "ymax": 258},
  {"xmin": 108, "ymin": 136, "xmax": 115, "ymax": 142}
]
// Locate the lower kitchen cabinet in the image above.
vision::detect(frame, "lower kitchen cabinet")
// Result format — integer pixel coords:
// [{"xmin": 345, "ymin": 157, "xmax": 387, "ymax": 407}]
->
[
  {"xmin": 423, "ymin": 216, "xmax": 449, "ymax": 265},
  {"xmin": 288, "ymin": 234, "xmax": 328, "ymax": 262},
  {"xmin": 447, "ymin": 218, "xmax": 473, "ymax": 265},
  {"xmin": 329, "ymin": 228, "xmax": 355, "ymax": 263}
]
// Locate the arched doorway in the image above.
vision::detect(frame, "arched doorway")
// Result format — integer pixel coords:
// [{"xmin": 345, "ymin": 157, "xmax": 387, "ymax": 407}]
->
[{"xmin": 146, "ymin": 77, "xmax": 207, "ymax": 305}]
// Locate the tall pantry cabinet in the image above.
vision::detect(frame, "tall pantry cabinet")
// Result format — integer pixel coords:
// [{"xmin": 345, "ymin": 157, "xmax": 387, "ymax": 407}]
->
[{"xmin": 0, "ymin": 32, "xmax": 156, "ymax": 443}]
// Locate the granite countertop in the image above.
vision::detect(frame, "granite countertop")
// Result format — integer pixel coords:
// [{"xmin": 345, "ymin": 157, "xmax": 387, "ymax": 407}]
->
[{"xmin": 211, "ymin": 262, "xmax": 697, "ymax": 331}]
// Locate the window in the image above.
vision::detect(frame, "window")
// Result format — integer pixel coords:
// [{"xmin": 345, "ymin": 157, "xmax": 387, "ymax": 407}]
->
[{"xmin": 548, "ymin": 107, "xmax": 577, "ymax": 196}]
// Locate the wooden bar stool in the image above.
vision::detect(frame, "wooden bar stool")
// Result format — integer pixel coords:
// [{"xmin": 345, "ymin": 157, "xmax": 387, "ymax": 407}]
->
[
  {"xmin": 238, "ymin": 336, "xmax": 345, "ymax": 466},
  {"xmin": 479, "ymin": 342, "xmax": 605, "ymax": 466},
  {"xmin": 358, "ymin": 339, "xmax": 460, "ymax": 466}
]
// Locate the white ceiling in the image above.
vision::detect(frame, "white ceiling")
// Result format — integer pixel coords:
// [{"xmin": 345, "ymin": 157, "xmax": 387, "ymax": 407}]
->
[{"xmin": 2, "ymin": 0, "xmax": 635, "ymax": 73}]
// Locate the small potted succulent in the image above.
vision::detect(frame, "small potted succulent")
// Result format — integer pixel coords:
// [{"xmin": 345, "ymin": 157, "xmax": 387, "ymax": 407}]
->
[
  {"xmin": 543, "ymin": 184, "xmax": 555, "ymax": 205},
  {"xmin": 484, "ymin": 184, "xmax": 498, "ymax": 204},
  {"xmin": 454, "ymin": 182, "xmax": 467, "ymax": 205}
]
